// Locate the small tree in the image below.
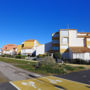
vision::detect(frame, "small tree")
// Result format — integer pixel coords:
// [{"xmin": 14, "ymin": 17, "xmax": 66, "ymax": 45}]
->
[{"xmin": 53, "ymin": 52, "xmax": 61, "ymax": 59}]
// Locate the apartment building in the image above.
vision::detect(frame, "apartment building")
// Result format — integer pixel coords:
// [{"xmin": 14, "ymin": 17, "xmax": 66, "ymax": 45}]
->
[
  {"xmin": 2, "ymin": 44, "xmax": 17, "ymax": 55},
  {"xmin": 52, "ymin": 29, "xmax": 90, "ymax": 60},
  {"xmin": 0, "ymin": 48, "xmax": 2, "ymax": 55},
  {"xmin": 17, "ymin": 39, "xmax": 45, "ymax": 56}
]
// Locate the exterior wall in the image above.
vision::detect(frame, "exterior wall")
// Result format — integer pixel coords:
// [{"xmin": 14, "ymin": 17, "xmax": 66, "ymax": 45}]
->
[
  {"xmin": 86, "ymin": 38, "xmax": 90, "ymax": 48},
  {"xmin": 0, "ymin": 48, "xmax": 2, "ymax": 55},
  {"xmin": 23, "ymin": 41, "xmax": 34, "ymax": 48},
  {"xmin": 52, "ymin": 29, "xmax": 90, "ymax": 61},
  {"xmin": 2, "ymin": 44, "xmax": 17, "ymax": 55},
  {"xmin": 52, "ymin": 32, "xmax": 59, "ymax": 52},
  {"xmin": 69, "ymin": 30, "xmax": 84, "ymax": 47},
  {"xmin": 45, "ymin": 42, "xmax": 52, "ymax": 52},
  {"xmin": 3, "ymin": 49, "xmax": 17, "ymax": 55},
  {"xmin": 17, "ymin": 45, "xmax": 22, "ymax": 54},
  {"xmin": 21, "ymin": 49, "xmax": 35, "ymax": 55},
  {"xmin": 21, "ymin": 45, "xmax": 45, "ymax": 56},
  {"xmin": 72, "ymin": 53, "xmax": 90, "ymax": 61},
  {"xmin": 59, "ymin": 30, "xmax": 69, "ymax": 53},
  {"xmin": 62, "ymin": 53, "xmax": 69, "ymax": 59},
  {"xmin": 36, "ymin": 45, "xmax": 45, "ymax": 56},
  {"xmin": 20, "ymin": 40, "xmax": 45, "ymax": 56}
]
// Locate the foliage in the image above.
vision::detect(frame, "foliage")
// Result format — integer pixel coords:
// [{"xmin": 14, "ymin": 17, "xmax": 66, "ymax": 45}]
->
[
  {"xmin": 0, "ymin": 57, "xmax": 85, "ymax": 75},
  {"xmin": 53, "ymin": 52, "xmax": 61, "ymax": 59},
  {"xmin": 37, "ymin": 54, "xmax": 47, "ymax": 58},
  {"xmin": 64, "ymin": 59, "xmax": 90, "ymax": 65},
  {"xmin": 15, "ymin": 55, "xmax": 21, "ymax": 58}
]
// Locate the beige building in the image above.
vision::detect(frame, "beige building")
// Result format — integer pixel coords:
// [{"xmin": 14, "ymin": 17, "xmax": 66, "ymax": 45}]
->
[
  {"xmin": 51, "ymin": 29, "xmax": 90, "ymax": 61},
  {"xmin": 17, "ymin": 39, "xmax": 45, "ymax": 56}
]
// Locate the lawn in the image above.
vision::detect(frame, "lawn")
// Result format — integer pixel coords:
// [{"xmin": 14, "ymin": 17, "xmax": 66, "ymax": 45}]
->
[{"xmin": 0, "ymin": 57, "xmax": 86, "ymax": 75}]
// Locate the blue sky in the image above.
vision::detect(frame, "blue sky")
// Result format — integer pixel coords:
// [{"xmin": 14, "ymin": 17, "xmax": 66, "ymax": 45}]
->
[{"xmin": 0, "ymin": 0, "xmax": 90, "ymax": 47}]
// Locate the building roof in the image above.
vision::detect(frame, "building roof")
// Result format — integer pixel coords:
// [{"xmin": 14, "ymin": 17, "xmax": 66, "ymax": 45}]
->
[
  {"xmin": 22, "ymin": 39, "xmax": 41, "ymax": 49},
  {"xmin": 78, "ymin": 35, "xmax": 90, "ymax": 38},
  {"xmin": 25, "ymin": 39, "xmax": 35, "ymax": 42},
  {"xmin": 2, "ymin": 44, "xmax": 17, "ymax": 51},
  {"xmin": 70, "ymin": 47, "xmax": 90, "ymax": 53}
]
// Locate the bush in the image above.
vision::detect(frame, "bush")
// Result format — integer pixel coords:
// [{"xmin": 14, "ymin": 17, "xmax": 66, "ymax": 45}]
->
[
  {"xmin": 71, "ymin": 59, "xmax": 90, "ymax": 65},
  {"xmin": 1, "ymin": 55, "xmax": 6, "ymax": 57},
  {"xmin": 15, "ymin": 55, "xmax": 21, "ymax": 59},
  {"xmin": 1, "ymin": 54, "xmax": 12, "ymax": 57},
  {"xmin": 21, "ymin": 55, "xmax": 26, "ymax": 59},
  {"xmin": 37, "ymin": 54, "xmax": 47, "ymax": 58},
  {"xmin": 65, "ymin": 59, "xmax": 90, "ymax": 65},
  {"xmin": 53, "ymin": 52, "xmax": 61, "ymax": 59}
]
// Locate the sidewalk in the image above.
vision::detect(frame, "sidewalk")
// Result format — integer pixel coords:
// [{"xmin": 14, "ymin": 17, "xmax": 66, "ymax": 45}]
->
[{"xmin": 0, "ymin": 61, "xmax": 42, "ymax": 81}]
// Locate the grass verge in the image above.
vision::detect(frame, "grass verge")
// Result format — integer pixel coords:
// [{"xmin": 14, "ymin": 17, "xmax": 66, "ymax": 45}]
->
[{"xmin": 0, "ymin": 57, "xmax": 85, "ymax": 75}]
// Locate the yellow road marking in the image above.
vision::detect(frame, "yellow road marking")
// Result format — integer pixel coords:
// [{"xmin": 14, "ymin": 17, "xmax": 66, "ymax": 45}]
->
[{"xmin": 11, "ymin": 76, "xmax": 90, "ymax": 90}]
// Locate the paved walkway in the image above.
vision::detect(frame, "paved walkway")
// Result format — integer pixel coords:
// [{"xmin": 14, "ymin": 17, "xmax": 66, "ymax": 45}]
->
[{"xmin": 0, "ymin": 61, "xmax": 41, "ymax": 81}]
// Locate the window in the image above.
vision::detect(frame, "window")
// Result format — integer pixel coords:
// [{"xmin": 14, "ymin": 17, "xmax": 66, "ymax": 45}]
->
[
  {"xmin": 52, "ymin": 47, "xmax": 59, "ymax": 50},
  {"xmin": 61, "ymin": 38, "xmax": 68, "ymax": 44},
  {"xmin": 52, "ymin": 40, "xmax": 59, "ymax": 44},
  {"xmin": 61, "ymin": 31, "xmax": 68, "ymax": 37},
  {"xmin": 88, "ymin": 45, "xmax": 90, "ymax": 48},
  {"xmin": 22, "ymin": 44, "xmax": 24, "ymax": 47}
]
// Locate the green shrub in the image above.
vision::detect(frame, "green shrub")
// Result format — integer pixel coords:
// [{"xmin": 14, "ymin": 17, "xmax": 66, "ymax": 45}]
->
[
  {"xmin": 21, "ymin": 55, "xmax": 26, "ymax": 59},
  {"xmin": 63, "ymin": 65, "xmax": 75, "ymax": 71},
  {"xmin": 71, "ymin": 59, "xmax": 90, "ymax": 65},
  {"xmin": 15, "ymin": 55, "xmax": 21, "ymax": 59},
  {"xmin": 1, "ymin": 55, "xmax": 6, "ymax": 57},
  {"xmin": 53, "ymin": 52, "xmax": 61, "ymax": 59},
  {"xmin": 37, "ymin": 54, "xmax": 47, "ymax": 58}
]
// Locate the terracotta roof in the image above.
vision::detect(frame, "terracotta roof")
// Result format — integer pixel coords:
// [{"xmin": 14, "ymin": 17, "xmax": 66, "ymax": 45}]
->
[
  {"xmin": 2, "ymin": 44, "xmax": 17, "ymax": 51},
  {"xmin": 79, "ymin": 32, "xmax": 90, "ymax": 34},
  {"xmin": 70, "ymin": 47, "xmax": 90, "ymax": 53},
  {"xmin": 77, "ymin": 35, "xmax": 90, "ymax": 38}
]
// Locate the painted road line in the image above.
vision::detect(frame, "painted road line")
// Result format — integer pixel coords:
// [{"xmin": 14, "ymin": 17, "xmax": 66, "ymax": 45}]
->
[
  {"xmin": 10, "ymin": 82, "xmax": 20, "ymax": 90},
  {"xmin": 11, "ymin": 76, "xmax": 90, "ymax": 90}
]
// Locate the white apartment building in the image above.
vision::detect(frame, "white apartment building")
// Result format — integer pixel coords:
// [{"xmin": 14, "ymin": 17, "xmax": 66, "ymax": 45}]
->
[
  {"xmin": 18, "ymin": 40, "xmax": 45, "ymax": 56},
  {"xmin": 52, "ymin": 29, "xmax": 90, "ymax": 61}
]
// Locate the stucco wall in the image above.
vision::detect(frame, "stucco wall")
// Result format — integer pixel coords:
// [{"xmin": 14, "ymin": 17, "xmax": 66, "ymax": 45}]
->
[
  {"xmin": 36, "ymin": 45, "xmax": 45, "ymax": 56},
  {"xmin": 72, "ymin": 53, "xmax": 90, "ymax": 61},
  {"xmin": 69, "ymin": 30, "xmax": 84, "ymax": 47}
]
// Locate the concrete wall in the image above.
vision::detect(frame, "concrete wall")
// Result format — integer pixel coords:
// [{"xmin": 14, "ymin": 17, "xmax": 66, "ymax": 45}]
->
[
  {"xmin": 72, "ymin": 53, "xmax": 90, "ymax": 61},
  {"xmin": 36, "ymin": 45, "xmax": 45, "ymax": 56},
  {"xmin": 3, "ymin": 50, "xmax": 17, "ymax": 55},
  {"xmin": 21, "ymin": 49, "xmax": 35, "ymax": 55},
  {"xmin": 69, "ymin": 30, "xmax": 84, "ymax": 47}
]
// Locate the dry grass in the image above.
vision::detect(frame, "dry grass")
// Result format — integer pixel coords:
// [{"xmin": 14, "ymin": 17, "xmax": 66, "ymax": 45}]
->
[{"xmin": 66, "ymin": 63, "xmax": 90, "ymax": 69}]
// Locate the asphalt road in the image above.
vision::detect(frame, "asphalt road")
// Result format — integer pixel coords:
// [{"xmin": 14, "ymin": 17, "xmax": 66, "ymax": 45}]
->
[
  {"xmin": 0, "ymin": 83, "xmax": 17, "ymax": 90},
  {"xmin": 0, "ymin": 61, "xmax": 90, "ymax": 89},
  {"xmin": 0, "ymin": 72, "xmax": 8, "ymax": 84},
  {"xmin": 56, "ymin": 69, "xmax": 90, "ymax": 85},
  {"xmin": 0, "ymin": 61, "xmax": 42, "ymax": 81}
]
